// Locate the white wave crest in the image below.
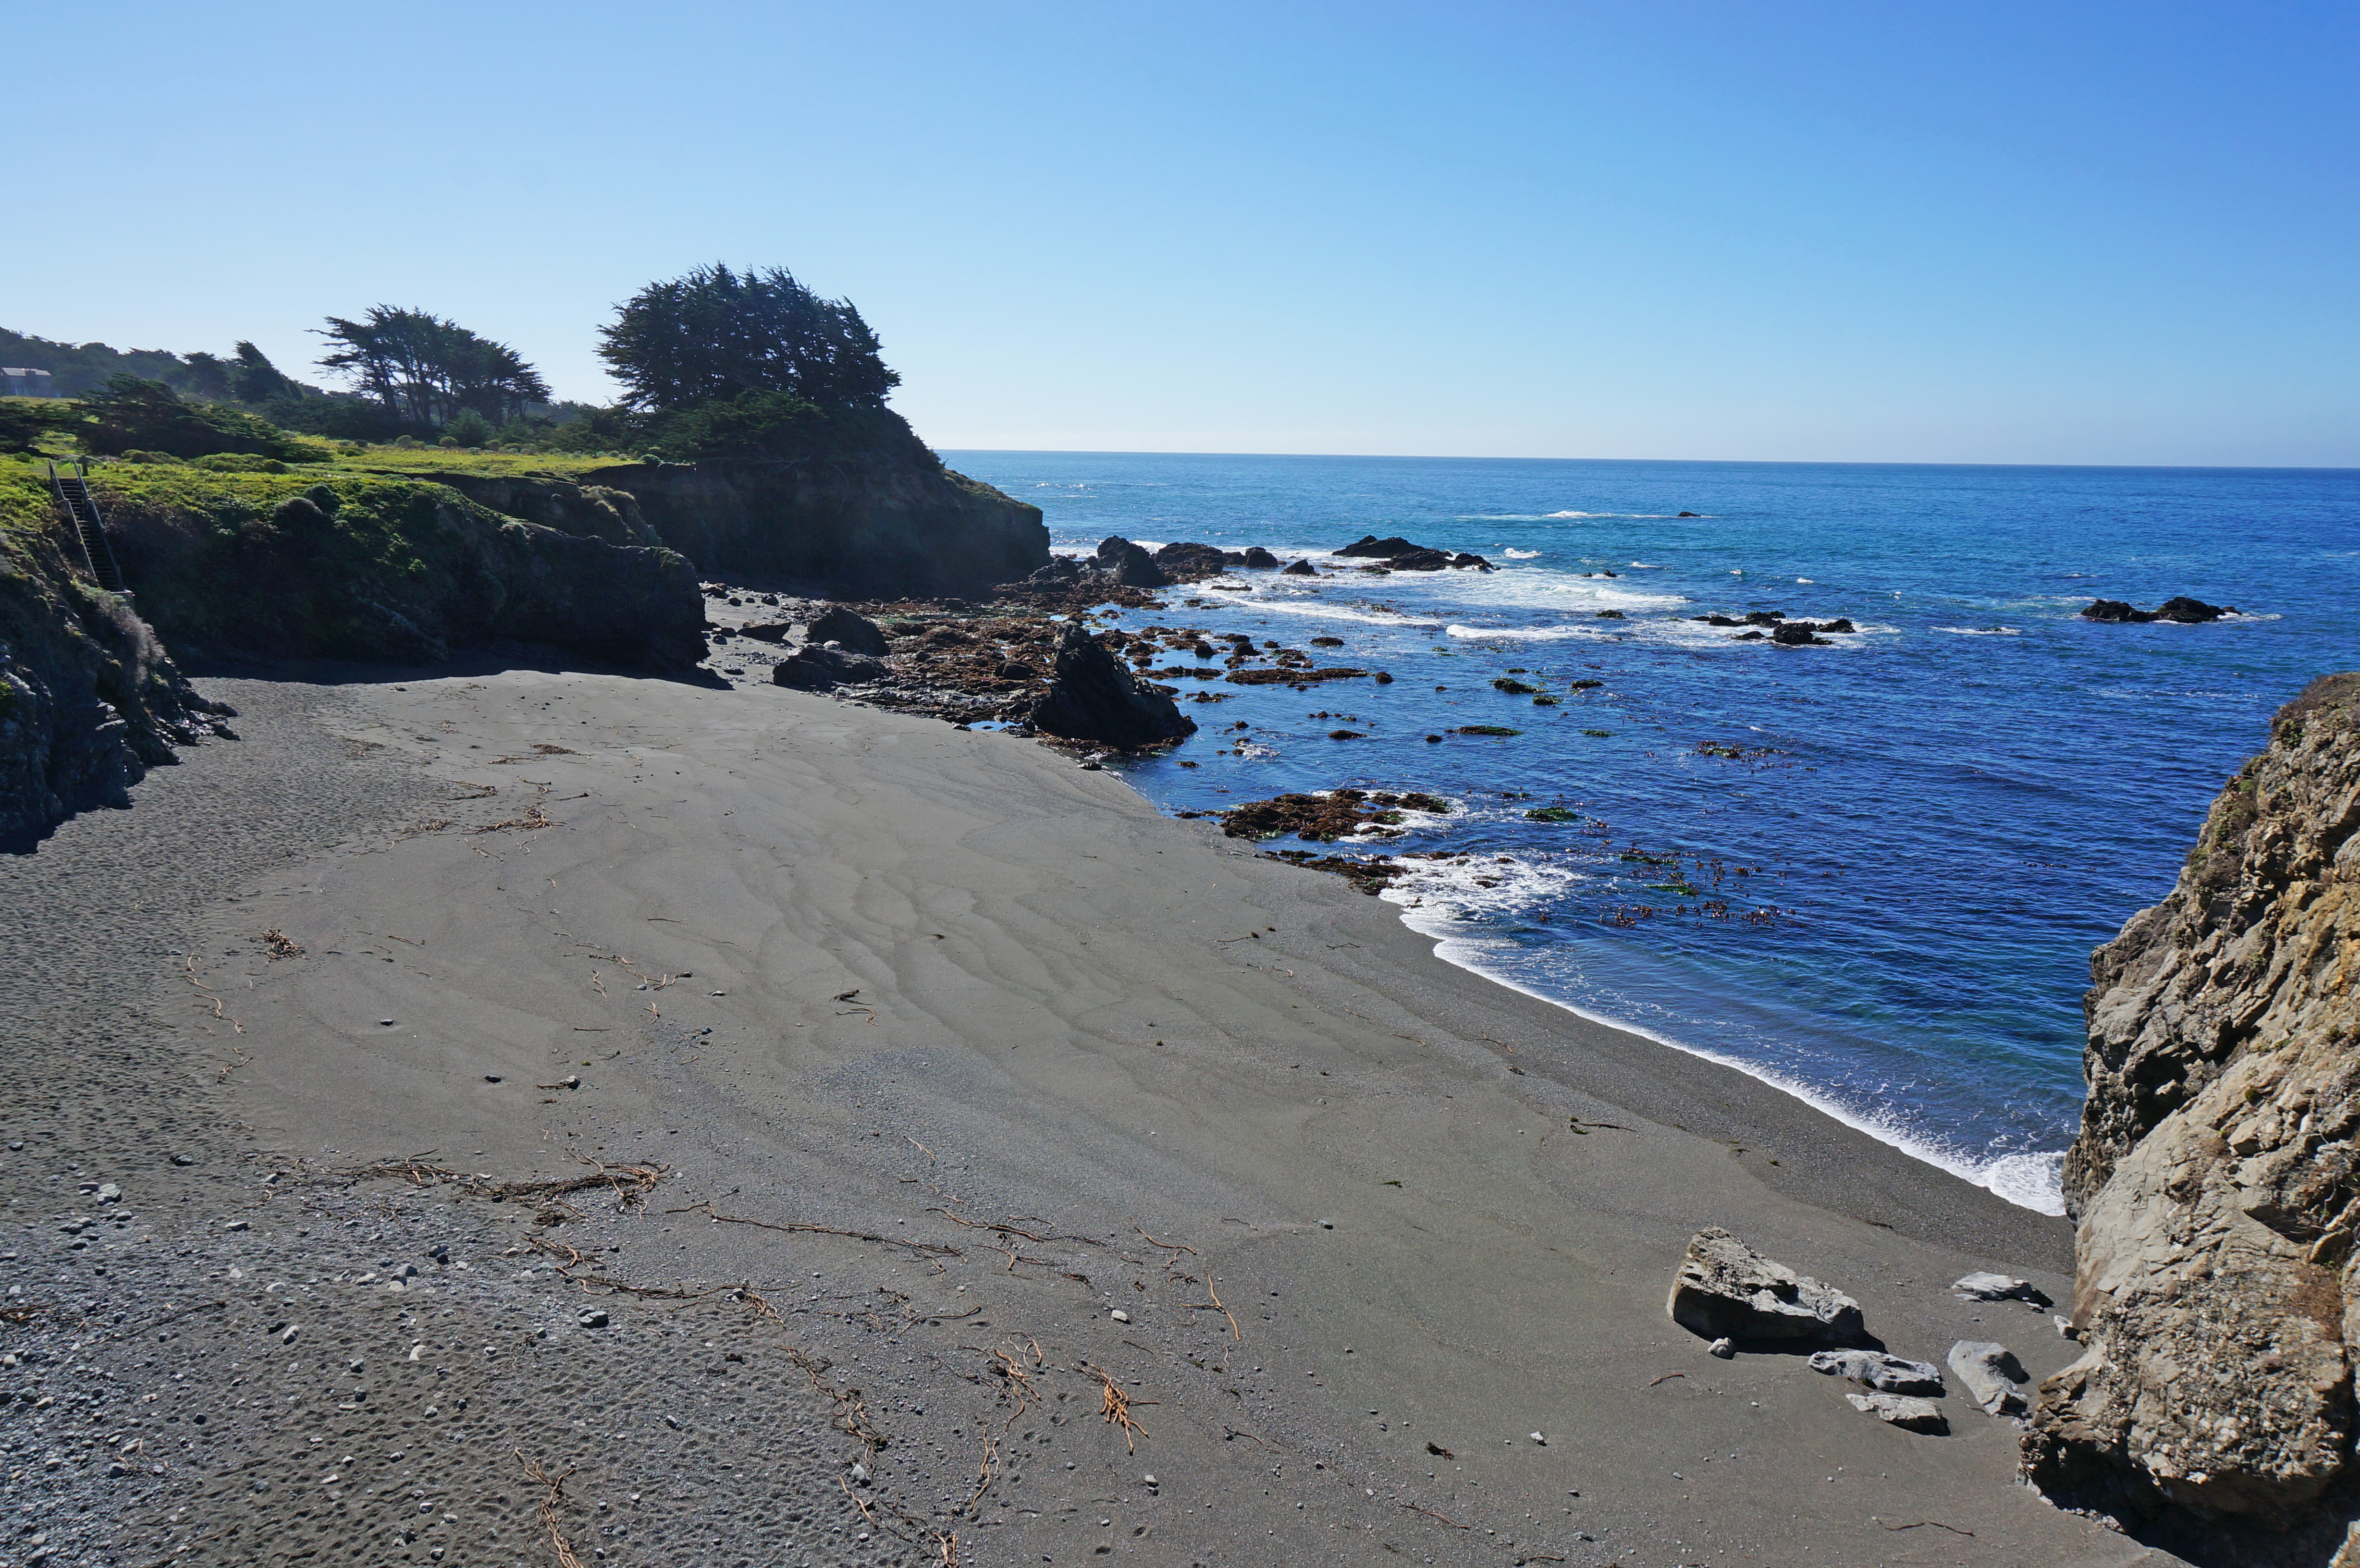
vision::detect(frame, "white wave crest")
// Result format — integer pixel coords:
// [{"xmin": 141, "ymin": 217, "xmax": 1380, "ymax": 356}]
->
[
  {"xmin": 1502, "ymin": 548, "xmax": 1541, "ymax": 559},
  {"xmin": 1933, "ymin": 625, "xmax": 2023, "ymax": 636}
]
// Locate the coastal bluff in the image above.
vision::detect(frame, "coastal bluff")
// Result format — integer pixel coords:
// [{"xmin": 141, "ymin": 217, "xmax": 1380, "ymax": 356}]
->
[
  {"xmin": 2027, "ymin": 672, "xmax": 2360, "ymax": 1548},
  {"xmin": 582, "ymin": 428, "xmax": 1046, "ymax": 598}
]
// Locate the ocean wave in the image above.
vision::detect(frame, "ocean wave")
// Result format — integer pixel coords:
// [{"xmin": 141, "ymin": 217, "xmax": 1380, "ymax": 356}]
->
[
  {"xmin": 1933, "ymin": 625, "xmax": 2023, "ymax": 636},
  {"xmin": 1502, "ymin": 548, "xmax": 1541, "ymax": 559},
  {"xmin": 1444, "ymin": 622, "xmax": 1611, "ymax": 642},
  {"xmin": 1232, "ymin": 594, "xmax": 1444, "ymax": 630},
  {"xmin": 1380, "ymin": 905, "xmax": 2068, "ymax": 1214}
]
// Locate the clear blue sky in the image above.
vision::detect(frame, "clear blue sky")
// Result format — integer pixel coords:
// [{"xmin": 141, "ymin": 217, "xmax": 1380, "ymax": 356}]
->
[{"xmin": 12, "ymin": 2, "xmax": 2356, "ymax": 464}]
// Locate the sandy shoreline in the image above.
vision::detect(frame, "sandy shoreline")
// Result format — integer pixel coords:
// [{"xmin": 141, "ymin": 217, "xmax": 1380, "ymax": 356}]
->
[{"xmin": 1, "ymin": 662, "xmax": 2166, "ymax": 1566}]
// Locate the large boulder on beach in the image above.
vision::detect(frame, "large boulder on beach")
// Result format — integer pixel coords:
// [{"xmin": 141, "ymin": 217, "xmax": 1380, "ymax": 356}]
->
[
  {"xmin": 2024, "ymin": 673, "xmax": 2360, "ymax": 1529},
  {"xmin": 1666, "ymin": 1227, "xmax": 1865, "ymax": 1345},
  {"xmin": 1094, "ymin": 536, "xmax": 1168, "ymax": 588},
  {"xmin": 804, "ymin": 604, "xmax": 888, "ymax": 655},
  {"xmin": 1948, "ymin": 1341, "xmax": 2029, "ymax": 1417},
  {"xmin": 772, "ymin": 644, "xmax": 886, "ymax": 690},
  {"xmin": 1028, "ymin": 624, "xmax": 1196, "ymax": 747}
]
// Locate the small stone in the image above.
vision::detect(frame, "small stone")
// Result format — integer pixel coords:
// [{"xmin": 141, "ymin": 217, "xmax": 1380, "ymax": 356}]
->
[
  {"xmin": 1709, "ymin": 1337, "xmax": 1735, "ymax": 1359},
  {"xmin": 483, "ymin": 1075, "xmax": 502, "ymax": 1083},
  {"xmin": 578, "ymin": 1308, "xmax": 609, "ymax": 1329},
  {"xmin": 171, "ymin": 1153, "xmax": 195, "ymax": 1165},
  {"xmin": 1320, "ymin": 1220, "xmax": 1335, "ymax": 1229},
  {"xmin": 280, "ymin": 1325, "xmax": 299, "ymax": 1344},
  {"xmin": 1530, "ymin": 1432, "xmax": 1547, "ymax": 1445},
  {"xmin": 1807, "ymin": 1348, "xmax": 1944, "ymax": 1396},
  {"xmin": 1143, "ymin": 1474, "xmax": 1156, "ymax": 1485},
  {"xmin": 1947, "ymin": 1341, "xmax": 2029, "ymax": 1416},
  {"xmin": 1951, "ymin": 1272, "xmax": 2052, "ymax": 1308},
  {"xmin": 226, "ymin": 1219, "xmax": 248, "ymax": 1231},
  {"xmin": 850, "ymin": 1461, "xmax": 871, "ymax": 1485},
  {"xmin": 96, "ymin": 1184, "xmax": 121, "ymax": 1203},
  {"xmin": 379, "ymin": 1019, "xmax": 395, "ymax": 1027},
  {"xmin": 2055, "ymin": 1314, "xmax": 2079, "ymax": 1340},
  {"xmin": 1844, "ymin": 1392, "xmax": 1949, "ymax": 1435},
  {"xmin": 1109, "ymin": 1310, "xmax": 1131, "ymax": 1323}
]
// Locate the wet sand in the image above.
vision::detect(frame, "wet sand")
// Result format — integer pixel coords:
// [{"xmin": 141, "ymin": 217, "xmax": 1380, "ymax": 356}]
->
[{"xmin": 1, "ymin": 664, "xmax": 2172, "ymax": 1567}]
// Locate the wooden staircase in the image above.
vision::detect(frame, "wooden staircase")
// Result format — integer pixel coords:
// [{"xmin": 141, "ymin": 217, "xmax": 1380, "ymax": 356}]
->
[{"xmin": 48, "ymin": 462, "xmax": 125, "ymax": 592}]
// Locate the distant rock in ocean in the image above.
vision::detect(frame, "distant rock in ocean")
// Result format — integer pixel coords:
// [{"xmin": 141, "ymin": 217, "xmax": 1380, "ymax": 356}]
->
[{"xmin": 2082, "ymin": 595, "xmax": 2237, "ymax": 623}]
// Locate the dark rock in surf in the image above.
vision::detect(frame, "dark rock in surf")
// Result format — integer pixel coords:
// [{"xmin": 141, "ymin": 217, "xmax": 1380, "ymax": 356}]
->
[
  {"xmin": 1678, "ymin": 510, "xmax": 1701, "ymax": 517},
  {"xmin": 1241, "ymin": 547, "xmax": 1281, "ymax": 569},
  {"xmin": 1282, "ymin": 559, "xmax": 1319, "ymax": 576},
  {"xmin": 1153, "ymin": 541, "xmax": 1231, "ymax": 579},
  {"xmin": 1338, "ymin": 534, "xmax": 1430, "ymax": 559},
  {"xmin": 2084, "ymin": 596, "xmax": 2237, "ymax": 625},
  {"xmin": 1094, "ymin": 536, "xmax": 1168, "ymax": 588},
  {"xmin": 1450, "ymin": 551, "xmax": 1495, "ymax": 571},
  {"xmin": 1028, "ymin": 624, "xmax": 1196, "ymax": 747},
  {"xmin": 1771, "ymin": 624, "xmax": 1832, "ymax": 647},
  {"xmin": 1027, "ymin": 557, "xmax": 1083, "ymax": 585},
  {"xmin": 804, "ymin": 604, "xmax": 889, "ymax": 656},
  {"xmin": 1388, "ymin": 549, "xmax": 1453, "ymax": 571}
]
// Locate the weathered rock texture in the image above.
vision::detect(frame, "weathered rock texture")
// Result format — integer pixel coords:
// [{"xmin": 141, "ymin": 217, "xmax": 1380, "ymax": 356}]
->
[
  {"xmin": 2025, "ymin": 673, "xmax": 2360, "ymax": 1532},
  {"xmin": 583, "ymin": 421, "xmax": 1046, "ymax": 596},
  {"xmin": 0, "ymin": 525, "xmax": 232, "ymax": 839},
  {"xmin": 1666, "ymin": 1227, "xmax": 1866, "ymax": 1345}
]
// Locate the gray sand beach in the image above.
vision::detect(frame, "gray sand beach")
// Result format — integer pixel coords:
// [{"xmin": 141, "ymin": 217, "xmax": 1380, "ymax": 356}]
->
[{"xmin": 1, "ymin": 666, "xmax": 2170, "ymax": 1567}]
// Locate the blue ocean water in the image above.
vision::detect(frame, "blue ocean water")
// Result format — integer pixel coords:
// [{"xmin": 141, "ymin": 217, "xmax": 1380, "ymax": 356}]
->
[{"xmin": 943, "ymin": 453, "xmax": 2360, "ymax": 1212}]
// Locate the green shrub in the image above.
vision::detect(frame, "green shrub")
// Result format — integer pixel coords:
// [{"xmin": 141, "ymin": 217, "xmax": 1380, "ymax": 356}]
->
[{"xmin": 77, "ymin": 376, "xmax": 307, "ymax": 460}]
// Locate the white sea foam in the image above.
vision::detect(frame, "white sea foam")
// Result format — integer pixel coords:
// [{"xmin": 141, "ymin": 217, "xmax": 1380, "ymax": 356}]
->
[
  {"xmin": 1444, "ymin": 622, "xmax": 1611, "ymax": 642},
  {"xmin": 1502, "ymin": 548, "xmax": 1542, "ymax": 559},
  {"xmin": 1230, "ymin": 594, "xmax": 1443, "ymax": 630},
  {"xmin": 1386, "ymin": 902, "xmax": 2068, "ymax": 1213},
  {"xmin": 1368, "ymin": 858, "xmax": 2066, "ymax": 1215},
  {"xmin": 1933, "ymin": 625, "xmax": 2023, "ymax": 636}
]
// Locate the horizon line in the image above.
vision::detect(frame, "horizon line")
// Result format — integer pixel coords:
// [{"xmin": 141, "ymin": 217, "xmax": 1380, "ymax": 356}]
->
[{"xmin": 928, "ymin": 446, "xmax": 2360, "ymax": 474}]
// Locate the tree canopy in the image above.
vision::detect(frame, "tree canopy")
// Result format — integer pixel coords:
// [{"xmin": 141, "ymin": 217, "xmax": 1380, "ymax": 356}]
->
[
  {"xmin": 596, "ymin": 265, "xmax": 900, "ymax": 411},
  {"xmin": 317, "ymin": 307, "xmax": 551, "ymax": 428}
]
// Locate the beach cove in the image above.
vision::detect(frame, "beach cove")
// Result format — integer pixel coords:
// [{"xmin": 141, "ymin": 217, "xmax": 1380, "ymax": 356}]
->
[{"xmin": 1, "ymin": 663, "xmax": 2162, "ymax": 1567}]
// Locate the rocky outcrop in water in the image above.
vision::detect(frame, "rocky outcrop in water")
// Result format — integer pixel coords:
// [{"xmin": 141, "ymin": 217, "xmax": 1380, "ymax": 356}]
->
[
  {"xmin": 0, "ymin": 528, "xmax": 232, "ymax": 840},
  {"xmin": 2024, "ymin": 673, "xmax": 2360, "ymax": 1539},
  {"xmin": 1026, "ymin": 624, "xmax": 1194, "ymax": 748},
  {"xmin": 2083, "ymin": 596, "xmax": 2239, "ymax": 624}
]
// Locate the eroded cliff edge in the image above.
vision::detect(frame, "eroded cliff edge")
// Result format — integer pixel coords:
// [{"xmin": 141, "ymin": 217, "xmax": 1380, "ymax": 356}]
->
[
  {"xmin": 581, "ymin": 414, "xmax": 1046, "ymax": 596},
  {"xmin": 2027, "ymin": 672, "xmax": 2360, "ymax": 1545}
]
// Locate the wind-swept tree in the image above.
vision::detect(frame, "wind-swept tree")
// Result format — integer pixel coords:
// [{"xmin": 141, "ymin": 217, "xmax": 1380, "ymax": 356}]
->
[
  {"xmin": 316, "ymin": 307, "xmax": 551, "ymax": 428},
  {"xmin": 596, "ymin": 265, "xmax": 900, "ymax": 410}
]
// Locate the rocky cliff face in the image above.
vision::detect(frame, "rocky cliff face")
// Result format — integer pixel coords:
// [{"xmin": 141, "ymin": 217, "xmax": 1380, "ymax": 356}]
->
[
  {"xmin": 101, "ymin": 474, "xmax": 706, "ymax": 670},
  {"xmin": 583, "ymin": 417, "xmax": 1046, "ymax": 595},
  {"xmin": 0, "ymin": 528, "xmax": 232, "ymax": 841},
  {"xmin": 2026, "ymin": 673, "xmax": 2360, "ymax": 1542}
]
